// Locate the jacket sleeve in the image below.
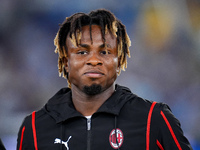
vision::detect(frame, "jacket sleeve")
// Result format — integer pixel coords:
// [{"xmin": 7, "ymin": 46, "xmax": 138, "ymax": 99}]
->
[
  {"xmin": 17, "ymin": 114, "xmax": 35, "ymax": 150},
  {"xmin": 156, "ymin": 104, "xmax": 193, "ymax": 150}
]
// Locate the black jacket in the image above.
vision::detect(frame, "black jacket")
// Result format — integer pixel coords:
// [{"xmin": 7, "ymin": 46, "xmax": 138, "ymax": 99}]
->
[{"xmin": 17, "ymin": 85, "xmax": 192, "ymax": 150}]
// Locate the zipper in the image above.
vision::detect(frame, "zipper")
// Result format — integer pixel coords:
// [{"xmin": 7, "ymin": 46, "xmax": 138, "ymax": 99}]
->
[
  {"xmin": 87, "ymin": 117, "xmax": 91, "ymax": 130},
  {"xmin": 87, "ymin": 117, "xmax": 91, "ymax": 150}
]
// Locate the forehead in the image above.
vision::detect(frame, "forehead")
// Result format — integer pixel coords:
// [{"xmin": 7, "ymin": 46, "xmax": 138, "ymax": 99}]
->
[{"xmin": 66, "ymin": 25, "xmax": 117, "ymax": 47}]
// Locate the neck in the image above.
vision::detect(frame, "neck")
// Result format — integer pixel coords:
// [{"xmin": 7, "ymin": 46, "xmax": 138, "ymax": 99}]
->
[{"xmin": 71, "ymin": 84, "xmax": 115, "ymax": 116}]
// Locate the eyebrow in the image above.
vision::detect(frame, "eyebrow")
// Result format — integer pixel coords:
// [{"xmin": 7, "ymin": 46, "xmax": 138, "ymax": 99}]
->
[
  {"xmin": 100, "ymin": 43, "xmax": 112, "ymax": 48},
  {"xmin": 78, "ymin": 44, "xmax": 90, "ymax": 48},
  {"xmin": 78, "ymin": 43, "xmax": 112, "ymax": 49}
]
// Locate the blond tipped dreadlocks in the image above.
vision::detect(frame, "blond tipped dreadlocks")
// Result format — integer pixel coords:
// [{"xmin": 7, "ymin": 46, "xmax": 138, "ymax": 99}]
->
[{"xmin": 54, "ymin": 9, "xmax": 131, "ymax": 87}]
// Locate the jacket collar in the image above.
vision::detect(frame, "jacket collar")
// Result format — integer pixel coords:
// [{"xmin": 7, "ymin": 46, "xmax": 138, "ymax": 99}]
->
[{"xmin": 44, "ymin": 84, "xmax": 135, "ymax": 123}]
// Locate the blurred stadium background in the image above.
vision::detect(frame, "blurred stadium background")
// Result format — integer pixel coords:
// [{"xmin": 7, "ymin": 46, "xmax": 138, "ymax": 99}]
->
[{"xmin": 0, "ymin": 0, "xmax": 200, "ymax": 149}]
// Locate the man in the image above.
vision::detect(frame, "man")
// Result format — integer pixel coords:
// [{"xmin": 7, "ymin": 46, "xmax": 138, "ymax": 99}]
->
[{"xmin": 17, "ymin": 9, "xmax": 192, "ymax": 150}]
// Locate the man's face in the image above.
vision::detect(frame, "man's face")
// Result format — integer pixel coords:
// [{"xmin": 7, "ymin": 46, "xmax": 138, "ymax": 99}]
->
[{"xmin": 65, "ymin": 25, "xmax": 119, "ymax": 94}]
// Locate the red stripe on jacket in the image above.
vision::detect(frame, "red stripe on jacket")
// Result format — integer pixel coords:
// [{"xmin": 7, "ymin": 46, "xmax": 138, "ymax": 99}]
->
[
  {"xmin": 160, "ymin": 111, "xmax": 182, "ymax": 150},
  {"xmin": 146, "ymin": 102, "xmax": 157, "ymax": 150},
  {"xmin": 156, "ymin": 140, "xmax": 164, "ymax": 150},
  {"xmin": 32, "ymin": 111, "xmax": 38, "ymax": 150},
  {"xmin": 19, "ymin": 126, "xmax": 25, "ymax": 150}
]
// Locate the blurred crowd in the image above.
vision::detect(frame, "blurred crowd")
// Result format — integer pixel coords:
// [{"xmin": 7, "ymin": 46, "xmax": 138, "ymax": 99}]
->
[{"xmin": 0, "ymin": 0, "xmax": 200, "ymax": 149}]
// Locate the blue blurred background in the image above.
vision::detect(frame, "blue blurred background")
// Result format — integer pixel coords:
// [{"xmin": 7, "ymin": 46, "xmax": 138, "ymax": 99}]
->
[{"xmin": 0, "ymin": 0, "xmax": 200, "ymax": 149}]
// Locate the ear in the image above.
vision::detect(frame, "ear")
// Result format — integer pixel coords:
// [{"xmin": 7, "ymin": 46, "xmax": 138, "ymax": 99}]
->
[
  {"xmin": 116, "ymin": 67, "xmax": 119, "ymax": 74},
  {"xmin": 63, "ymin": 57, "xmax": 68, "ymax": 73},
  {"xmin": 116, "ymin": 58, "xmax": 121, "ymax": 74}
]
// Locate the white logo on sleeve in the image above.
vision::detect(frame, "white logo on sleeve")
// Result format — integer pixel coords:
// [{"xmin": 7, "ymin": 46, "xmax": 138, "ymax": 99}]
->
[{"xmin": 54, "ymin": 136, "xmax": 72, "ymax": 150}]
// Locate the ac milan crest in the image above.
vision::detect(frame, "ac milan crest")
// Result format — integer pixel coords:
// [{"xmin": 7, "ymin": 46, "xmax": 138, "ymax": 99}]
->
[{"xmin": 109, "ymin": 128, "xmax": 124, "ymax": 149}]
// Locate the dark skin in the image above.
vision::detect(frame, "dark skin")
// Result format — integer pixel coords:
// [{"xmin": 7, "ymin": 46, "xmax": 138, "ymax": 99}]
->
[{"xmin": 64, "ymin": 25, "xmax": 120, "ymax": 116}]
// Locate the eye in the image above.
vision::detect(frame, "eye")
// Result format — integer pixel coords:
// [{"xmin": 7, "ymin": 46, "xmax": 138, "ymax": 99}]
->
[
  {"xmin": 100, "ymin": 50, "xmax": 110, "ymax": 55},
  {"xmin": 77, "ymin": 50, "xmax": 88, "ymax": 55}
]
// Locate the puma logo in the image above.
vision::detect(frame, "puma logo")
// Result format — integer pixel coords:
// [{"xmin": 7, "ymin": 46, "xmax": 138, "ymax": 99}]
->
[{"xmin": 54, "ymin": 136, "xmax": 72, "ymax": 150}]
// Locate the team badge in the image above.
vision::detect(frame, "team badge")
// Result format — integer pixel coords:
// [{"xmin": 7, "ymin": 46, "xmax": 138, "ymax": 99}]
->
[{"xmin": 109, "ymin": 128, "xmax": 124, "ymax": 149}]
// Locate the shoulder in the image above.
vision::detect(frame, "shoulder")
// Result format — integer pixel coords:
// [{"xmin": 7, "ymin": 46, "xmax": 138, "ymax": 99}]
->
[
  {"xmin": 122, "ymin": 94, "xmax": 174, "ymax": 121},
  {"xmin": 21, "ymin": 108, "xmax": 48, "ymax": 127},
  {"xmin": 124, "ymin": 93, "xmax": 167, "ymax": 109}
]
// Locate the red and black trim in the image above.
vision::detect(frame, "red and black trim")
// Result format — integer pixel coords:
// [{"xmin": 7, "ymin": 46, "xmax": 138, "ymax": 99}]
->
[
  {"xmin": 19, "ymin": 126, "xmax": 25, "ymax": 150},
  {"xmin": 146, "ymin": 102, "xmax": 157, "ymax": 150},
  {"xmin": 32, "ymin": 111, "xmax": 38, "ymax": 150},
  {"xmin": 146, "ymin": 102, "xmax": 183, "ymax": 150},
  {"xmin": 19, "ymin": 111, "xmax": 38, "ymax": 150},
  {"xmin": 160, "ymin": 111, "xmax": 182, "ymax": 150},
  {"xmin": 156, "ymin": 140, "xmax": 164, "ymax": 150}
]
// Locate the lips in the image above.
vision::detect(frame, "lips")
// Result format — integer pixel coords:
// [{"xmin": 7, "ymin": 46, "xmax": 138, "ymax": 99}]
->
[{"xmin": 83, "ymin": 70, "xmax": 104, "ymax": 78}]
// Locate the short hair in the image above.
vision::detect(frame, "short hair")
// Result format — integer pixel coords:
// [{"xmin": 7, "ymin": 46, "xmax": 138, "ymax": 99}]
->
[{"xmin": 54, "ymin": 9, "xmax": 131, "ymax": 86}]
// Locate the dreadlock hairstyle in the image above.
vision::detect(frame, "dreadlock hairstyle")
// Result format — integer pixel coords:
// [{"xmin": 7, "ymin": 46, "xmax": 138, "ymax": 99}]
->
[{"xmin": 54, "ymin": 9, "xmax": 131, "ymax": 87}]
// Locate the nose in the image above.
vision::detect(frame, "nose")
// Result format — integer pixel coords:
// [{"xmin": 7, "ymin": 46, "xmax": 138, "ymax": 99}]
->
[{"xmin": 86, "ymin": 52, "xmax": 103, "ymax": 66}]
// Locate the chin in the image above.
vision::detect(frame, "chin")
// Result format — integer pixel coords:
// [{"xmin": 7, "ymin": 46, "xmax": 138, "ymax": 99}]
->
[{"xmin": 83, "ymin": 84, "xmax": 102, "ymax": 95}]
